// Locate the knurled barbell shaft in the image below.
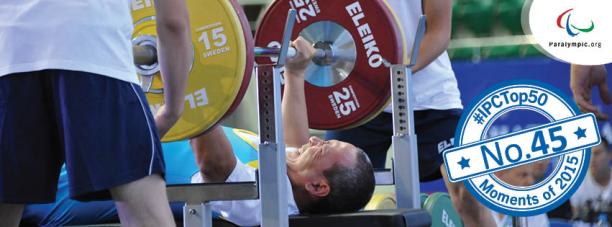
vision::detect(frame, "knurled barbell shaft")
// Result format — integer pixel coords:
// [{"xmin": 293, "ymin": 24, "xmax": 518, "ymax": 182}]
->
[
  {"xmin": 254, "ymin": 46, "xmax": 325, "ymax": 58},
  {"xmin": 133, "ymin": 45, "xmax": 157, "ymax": 66},
  {"xmin": 253, "ymin": 47, "xmax": 355, "ymax": 62}
]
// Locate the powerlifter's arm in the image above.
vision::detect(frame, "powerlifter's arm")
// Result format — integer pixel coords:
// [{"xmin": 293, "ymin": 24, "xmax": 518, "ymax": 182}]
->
[
  {"xmin": 282, "ymin": 37, "xmax": 316, "ymax": 147},
  {"xmin": 190, "ymin": 126, "xmax": 237, "ymax": 183},
  {"xmin": 412, "ymin": 0, "xmax": 452, "ymax": 73},
  {"xmin": 153, "ymin": 0, "xmax": 192, "ymax": 137},
  {"xmin": 190, "ymin": 38, "xmax": 314, "ymax": 182}
]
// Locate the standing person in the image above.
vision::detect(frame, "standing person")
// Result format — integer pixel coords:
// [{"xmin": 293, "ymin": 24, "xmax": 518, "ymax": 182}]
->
[
  {"xmin": 325, "ymin": 0, "xmax": 496, "ymax": 226},
  {"xmin": 0, "ymin": 0, "xmax": 191, "ymax": 226},
  {"xmin": 571, "ymin": 139, "xmax": 612, "ymax": 212}
]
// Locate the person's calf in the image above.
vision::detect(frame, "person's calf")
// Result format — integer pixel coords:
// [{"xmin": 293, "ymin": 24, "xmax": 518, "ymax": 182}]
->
[
  {"xmin": 111, "ymin": 174, "xmax": 175, "ymax": 227},
  {"xmin": 0, "ymin": 203, "xmax": 24, "ymax": 227}
]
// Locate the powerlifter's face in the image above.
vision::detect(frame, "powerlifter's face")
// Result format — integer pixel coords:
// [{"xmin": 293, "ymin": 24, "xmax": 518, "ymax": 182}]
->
[{"xmin": 286, "ymin": 136, "xmax": 357, "ymax": 176}]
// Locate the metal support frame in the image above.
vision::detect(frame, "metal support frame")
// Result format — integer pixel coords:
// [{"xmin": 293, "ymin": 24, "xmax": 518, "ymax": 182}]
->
[
  {"xmin": 183, "ymin": 203, "xmax": 213, "ymax": 227},
  {"xmin": 390, "ymin": 15, "xmax": 427, "ymax": 210},
  {"xmin": 168, "ymin": 182, "xmax": 258, "ymax": 227},
  {"xmin": 256, "ymin": 65, "xmax": 289, "ymax": 227},
  {"xmin": 390, "ymin": 65, "xmax": 421, "ymax": 209}
]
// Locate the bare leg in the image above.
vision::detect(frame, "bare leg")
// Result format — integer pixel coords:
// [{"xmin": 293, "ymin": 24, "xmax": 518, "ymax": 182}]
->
[
  {"xmin": 111, "ymin": 174, "xmax": 175, "ymax": 227},
  {"xmin": 440, "ymin": 166, "xmax": 495, "ymax": 227},
  {"xmin": 0, "ymin": 203, "xmax": 24, "ymax": 227}
]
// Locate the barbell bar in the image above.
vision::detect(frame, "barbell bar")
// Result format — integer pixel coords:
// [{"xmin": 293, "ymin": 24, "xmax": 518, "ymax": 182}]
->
[{"xmin": 132, "ymin": 44, "xmax": 354, "ymax": 69}]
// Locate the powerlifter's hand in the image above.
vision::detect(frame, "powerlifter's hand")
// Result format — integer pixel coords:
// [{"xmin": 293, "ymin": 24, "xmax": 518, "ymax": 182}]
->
[
  {"xmin": 570, "ymin": 64, "xmax": 612, "ymax": 120},
  {"xmin": 285, "ymin": 37, "xmax": 315, "ymax": 77}
]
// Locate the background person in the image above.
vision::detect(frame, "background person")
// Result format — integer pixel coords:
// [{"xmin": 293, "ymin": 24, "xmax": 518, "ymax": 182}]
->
[
  {"xmin": 489, "ymin": 164, "xmax": 550, "ymax": 227},
  {"xmin": 324, "ymin": 0, "xmax": 498, "ymax": 226},
  {"xmin": 571, "ymin": 139, "xmax": 612, "ymax": 214},
  {"xmin": 571, "ymin": 64, "xmax": 611, "ymax": 120},
  {"xmin": 0, "ymin": 0, "xmax": 191, "ymax": 226}
]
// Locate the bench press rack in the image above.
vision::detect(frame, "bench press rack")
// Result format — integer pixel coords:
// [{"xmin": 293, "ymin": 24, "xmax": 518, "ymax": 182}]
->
[{"xmin": 168, "ymin": 10, "xmax": 432, "ymax": 227}]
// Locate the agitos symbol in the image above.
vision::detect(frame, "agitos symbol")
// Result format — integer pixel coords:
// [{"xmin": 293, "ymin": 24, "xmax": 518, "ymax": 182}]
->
[{"xmin": 556, "ymin": 8, "xmax": 595, "ymax": 37}]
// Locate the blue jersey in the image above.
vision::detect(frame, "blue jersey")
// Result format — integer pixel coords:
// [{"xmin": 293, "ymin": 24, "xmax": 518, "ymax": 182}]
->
[{"xmin": 21, "ymin": 127, "xmax": 259, "ymax": 226}]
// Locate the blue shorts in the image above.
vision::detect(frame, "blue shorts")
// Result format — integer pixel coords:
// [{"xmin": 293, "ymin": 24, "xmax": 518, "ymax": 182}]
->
[
  {"xmin": 0, "ymin": 70, "xmax": 165, "ymax": 203},
  {"xmin": 326, "ymin": 109, "xmax": 461, "ymax": 181}
]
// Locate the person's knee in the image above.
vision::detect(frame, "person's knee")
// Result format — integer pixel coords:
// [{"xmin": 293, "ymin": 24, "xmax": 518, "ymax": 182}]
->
[{"xmin": 111, "ymin": 174, "xmax": 167, "ymax": 201}]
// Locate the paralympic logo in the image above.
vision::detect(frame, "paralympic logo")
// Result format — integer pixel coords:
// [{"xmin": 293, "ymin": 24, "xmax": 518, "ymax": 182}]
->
[{"xmin": 556, "ymin": 8, "xmax": 595, "ymax": 37}]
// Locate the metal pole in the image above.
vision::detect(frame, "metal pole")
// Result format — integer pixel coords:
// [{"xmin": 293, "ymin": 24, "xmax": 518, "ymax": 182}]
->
[
  {"xmin": 390, "ymin": 15, "xmax": 427, "ymax": 209},
  {"xmin": 391, "ymin": 65, "xmax": 420, "ymax": 209},
  {"xmin": 183, "ymin": 203, "xmax": 212, "ymax": 227},
  {"xmin": 257, "ymin": 65, "xmax": 289, "ymax": 227}
]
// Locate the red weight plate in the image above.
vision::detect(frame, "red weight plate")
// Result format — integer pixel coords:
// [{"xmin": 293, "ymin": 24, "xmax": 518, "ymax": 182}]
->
[
  {"xmin": 219, "ymin": 0, "xmax": 255, "ymax": 123},
  {"xmin": 255, "ymin": 0, "xmax": 404, "ymax": 129}
]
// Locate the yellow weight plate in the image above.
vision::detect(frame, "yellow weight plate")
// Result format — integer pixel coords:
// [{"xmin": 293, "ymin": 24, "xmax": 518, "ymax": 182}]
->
[
  {"xmin": 365, "ymin": 193, "xmax": 397, "ymax": 210},
  {"xmin": 131, "ymin": 0, "xmax": 252, "ymax": 142}
]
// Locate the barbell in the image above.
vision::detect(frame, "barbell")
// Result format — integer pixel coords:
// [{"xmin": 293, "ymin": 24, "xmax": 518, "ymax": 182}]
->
[
  {"xmin": 134, "ymin": 44, "xmax": 354, "ymax": 68},
  {"xmin": 130, "ymin": 0, "xmax": 407, "ymax": 141}
]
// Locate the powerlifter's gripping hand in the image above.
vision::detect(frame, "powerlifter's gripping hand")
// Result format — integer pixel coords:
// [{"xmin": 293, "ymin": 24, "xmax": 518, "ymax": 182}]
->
[{"xmin": 285, "ymin": 37, "xmax": 316, "ymax": 76}]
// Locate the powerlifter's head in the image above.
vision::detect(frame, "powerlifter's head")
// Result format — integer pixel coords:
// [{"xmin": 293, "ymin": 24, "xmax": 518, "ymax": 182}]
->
[{"xmin": 286, "ymin": 136, "xmax": 375, "ymax": 214}]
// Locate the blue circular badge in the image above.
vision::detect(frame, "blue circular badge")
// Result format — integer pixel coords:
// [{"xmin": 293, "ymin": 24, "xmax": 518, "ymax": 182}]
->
[{"xmin": 446, "ymin": 80, "xmax": 598, "ymax": 216}]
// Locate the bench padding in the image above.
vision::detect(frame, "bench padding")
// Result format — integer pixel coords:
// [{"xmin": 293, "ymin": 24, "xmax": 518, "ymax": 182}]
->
[{"xmin": 288, "ymin": 209, "xmax": 431, "ymax": 227}]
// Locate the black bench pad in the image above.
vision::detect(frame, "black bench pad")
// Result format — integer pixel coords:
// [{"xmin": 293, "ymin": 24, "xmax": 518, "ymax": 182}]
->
[{"xmin": 288, "ymin": 209, "xmax": 431, "ymax": 227}]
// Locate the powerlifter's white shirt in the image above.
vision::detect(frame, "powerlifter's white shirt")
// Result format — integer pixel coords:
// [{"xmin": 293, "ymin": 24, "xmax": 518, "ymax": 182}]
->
[
  {"xmin": 191, "ymin": 159, "xmax": 299, "ymax": 227},
  {"xmin": 0, "ymin": 0, "xmax": 139, "ymax": 84},
  {"xmin": 383, "ymin": 0, "xmax": 463, "ymax": 112}
]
